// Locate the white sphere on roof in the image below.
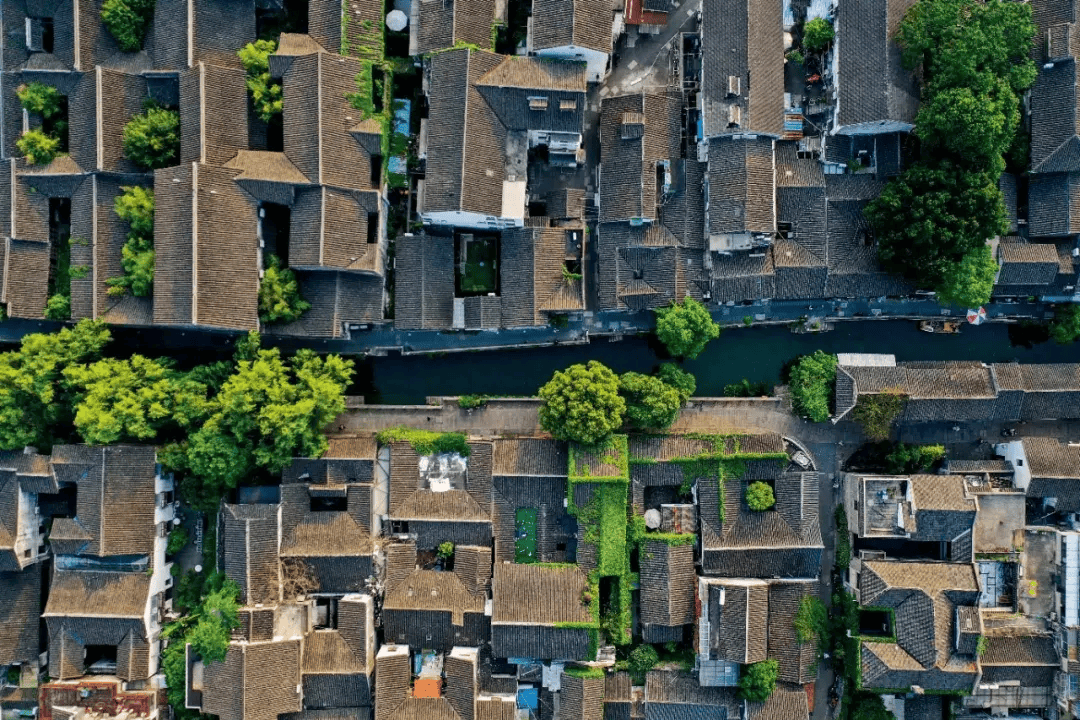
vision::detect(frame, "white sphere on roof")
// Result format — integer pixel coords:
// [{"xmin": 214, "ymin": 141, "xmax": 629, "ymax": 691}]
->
[
  {"xmin": 644, "ymin": 508, "xmax": 662, "ymax": 529},
  {"xmin": 386, "ymin": 10, "xmax": 407, "ymax": 31}
]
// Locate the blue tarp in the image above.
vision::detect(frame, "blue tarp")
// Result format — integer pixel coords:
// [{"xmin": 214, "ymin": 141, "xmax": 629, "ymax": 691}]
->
[{"xmin": 517, "ymin": 688, "xmax": 538, "ymax": 710}]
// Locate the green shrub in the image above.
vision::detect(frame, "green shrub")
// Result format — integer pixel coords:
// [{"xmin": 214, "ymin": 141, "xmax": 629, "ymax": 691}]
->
[
  {"xmin": 167, "ymin": 527, "xmax": 190, "ymax": 555},
  {"xmin": 114, "ymin": 185, "xmax": 155, "ymax": 237},
  {"xmin": 803, "ymin": 17, "xmax": 835, "ymax": 52},
  {"xmin": 628, "ymin": 644, "xmax": 659, "ymax": 679},
  {"xmin": 101, "ymin": 0, "xmax": 154, "ymax": 52},
  {"xmin": 107, "ymin": 235, "xmax": 154, "ymax": 297},
  {"xmin": 376, "ymin": 427, "xmax": 471, "ymax": 456},
  {"xmin": 785, "ymin": 49, "xmax": 805, "ymax": 64},
  {"xmin": 437, "ymin": 541, "xmax": 455, "ymax": 559},
  {"xmin": 16, "ymin": 83, "xmax": 63, "ymax": 118},
  {"xmin": 458, "ymin": 394, "xmax": 489, "ymax": 409},
  {"xmin": 794, "ymin": 595, "xmax": 828, "ymax": 654},
  {"xmin": 789, "ymin": 351, "xmax": 837, "ymax": 422},
  {"xmin": 739, "ymin": 659, "xmax": 778, "ymax": 702},
  {"xmin": 724, "ymin": 378, "xmax": 771, "ymax": 397},
  {"xmin": 238, "ymin": 40, "xmax": 283, "ymax": 122},
  {"xmin": 835, "ymin": 506, "xmax": 851, "ymax": 569},
  {"xmin": 745, "ymin": 481, "xmax": 775, "ymax": 511},
  {"xmin": 44, "ymin": 293, "xmax": 71, "ymax": 321},
  {"xmin": 885, "ymin": 443, "xmax": 946, "ymax": 474},
  {"xmin": 122, "ymin": 104, "xmax": 180, "ymax": 170},
  {"xmin": 258, "ymin": 255, "xmax": 310, "ymax": 324},
  {"xmin": 17, "ymin": 129, "xmax": 60, "ymax": 165}
]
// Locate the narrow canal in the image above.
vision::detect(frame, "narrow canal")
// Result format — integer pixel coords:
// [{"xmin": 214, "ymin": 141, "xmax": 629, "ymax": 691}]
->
[{"xmin": 358, "ymin": 322, "xmax": 1080, "ymax": 404}]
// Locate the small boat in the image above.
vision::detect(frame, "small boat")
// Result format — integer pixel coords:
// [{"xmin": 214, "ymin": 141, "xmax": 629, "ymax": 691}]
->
[{"xmin": 919, "ymin": 320, "xmax": 961, "ymax": 334}]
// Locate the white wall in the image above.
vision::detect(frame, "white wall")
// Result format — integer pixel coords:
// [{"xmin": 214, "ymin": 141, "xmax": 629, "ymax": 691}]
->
[{"xmin": 421, "ymin": 210, "xmax": 523, "ymax": 230}]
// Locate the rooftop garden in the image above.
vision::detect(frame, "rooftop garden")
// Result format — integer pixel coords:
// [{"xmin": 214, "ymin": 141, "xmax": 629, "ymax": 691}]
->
[
  {"xmin": 376, "ymin": 426, "xmax": 471, "ymax": 456},
  {"xmin": 458, "ymin": 235, "xmax": 499, "ymax": 294}
]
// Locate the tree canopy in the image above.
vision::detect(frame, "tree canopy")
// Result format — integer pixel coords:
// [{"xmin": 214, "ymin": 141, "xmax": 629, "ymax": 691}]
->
[
  {"xmin": 867, "ymin": 163, "xmax": 1006, "ymax": 288},
  {"xmin": 788, "ymin": 351, "xmax": 837, "ymax": 422},
  {"xmin": 17, "ymin": 128, "xmax": 60, "ymax": 166},
  {"xmin": 913, "ymin": 80, "xmax": 1018, "ymax": 176},
  {"xmin": 802, "ymin": 17, "xmax": 834, "ymax": 53},
  {"xmin": 101, "ymin": 0, "xmax": 155, "ymax": 52},
  {"xmin": 620, "ymin": 372, "xmax": 682, "ymax": 431},
  {"xmin": 1051, "ymin": 305, "xmax": 1080, "ymax": 345},
  {"xmin": 654, "ymin": 297, "xmax": 720, "ymax": 360},
  {"xmin": 107, "ymin": 185, "xmax": 156, "ymax": 297},
  {"xmin": 852, "ymin": 391, "xmax": 907, "ymax": 441},
  {"xmin": 0, "ymin": 320, "xmax": 111, "ymax": 451},
  {"xmin": 538, "ymin": 361, "xmax": 625, "ymax": 446},
  {"xmin": 258, "ymin": 255, "xmax": 310, "ymax": 324},
  {"xmin": 658, "ymin": 363, "xmax": 696, "ymax": 404},
  {"xmin": 163, "ymin": 335, "xmax": 354, "ymax": 509},
  {"xmin": 885, "ymin": 443, "xmax": 946, "ymax": 474},
  {"xmin": 238, "ymin": 41, "xmax": 283, "ymax": 122},
  {"xmin": 935, "ymin": 245, "xmax": 999, "ymax": 308},
  {"xmin": 739, "ymin": 659, "xmax": 778, "ymax": 702},
  {"xmin": 16, "ymin": 83, "xmax": 63, "ymax": 118},
  {"xmin": 745, "ymin": 481, "xmax": 775, "ymax": 511},
  {"xmin": 122, "ymin": 104, "xmax": 180, "ymax": 170}
]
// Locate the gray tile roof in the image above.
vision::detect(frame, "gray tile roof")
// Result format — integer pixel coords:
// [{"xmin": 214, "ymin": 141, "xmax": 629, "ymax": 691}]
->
[
  {"xmin": 644, "ymin": 671, "xmax": 742, "ymax": 720},
  {"xmin": 1028, "ymin": 171, "xmax": 1080, "ymax": 237},
  {"xmin": 996, "ymin": 240, "xmax": 1061, "ymax": 286},
  {"xmin": 201, "ymin": 639, "xmax": 303, "ymax": 720},
  {"xmin": 707, "ymin": 136, "xmax": 776, "ymax": 236},
  {"xmin": 221, "ymin": 503, "xmax": 282, "ymax": 606},
  {"xmin": 532, "ymin": 0, "xmax": 614, "ymax": 54},
  {"xmin": 414, "ymin": 0, "xmax": 499, "ymax": 54},
  {"xmin": 501, "ymin": 227, "xmax": 585, "ymax": 326},
  {"xmin": 700, "ymin": 0, "xmax": 785, "ymax": 137},
  {"xmin": 834, "ymin": 0, "xmax": 919, "ymax": 129},
  {"xmin": 0, "ymin": 566, "xmax": 41, "ymax": 666}
]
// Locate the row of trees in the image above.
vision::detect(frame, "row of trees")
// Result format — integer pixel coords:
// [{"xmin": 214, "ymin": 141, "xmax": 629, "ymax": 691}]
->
[
  {"xmin": 538, "ymin": 361, "xmax": 697, "ymax": 445},
  {"xmin": 867, "ymin": 0, "xmax": 1037, "ymax": 307},
  {"xmin": 0, "ymin": 322, "xmax": 354, "ymax": 510}
]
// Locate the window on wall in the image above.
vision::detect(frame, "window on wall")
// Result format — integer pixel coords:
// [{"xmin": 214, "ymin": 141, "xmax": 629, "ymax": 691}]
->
[{"xmin": 26, "ymin": 17, "xmax": 54, "ymax": 53}]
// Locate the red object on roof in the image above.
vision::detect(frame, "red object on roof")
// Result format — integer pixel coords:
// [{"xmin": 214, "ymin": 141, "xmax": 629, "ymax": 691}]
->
[
  {"xmin": 413, "ymin": 677, "xmax": 442, "ymax": 699},
  {"xmin": 625, "ymin": 0, "xmax": 668, "ymax": 27}
]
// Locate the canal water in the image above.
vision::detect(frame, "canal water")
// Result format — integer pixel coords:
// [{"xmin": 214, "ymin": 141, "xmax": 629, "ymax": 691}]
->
[{"xmin": 359, "ymin": 321, "xmax": 1080, "ymax": 404}]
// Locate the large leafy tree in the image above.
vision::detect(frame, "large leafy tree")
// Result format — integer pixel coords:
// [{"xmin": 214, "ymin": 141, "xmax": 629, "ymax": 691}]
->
[
  {"xmin": 788, "ymin": 351, "xmax": 837, "ymax": 423},
  {"xmin": 658, "ymin": 363, "xmax": 696, "ymax": 403},
  {"xmin": 538, "ymin": 361, "xmax": 625, "ymax": 446},
  {"xmin": 898, "ymin": 0, "xmax": 1036, "ymax": 95},
  {"xmin": 739, "ymin": 659, "xmax": 778, "ymax": 702},
  {"xmin": 0, "ymin": 320, "xmax": 110, "ymax": 451},
  {"xmin": 620, "ymin": 372, "xmax": 682, "ymax": 431},
  {"xmin": 1051, "ymin": 305, "xmax": 1080, "ymax": 345},
  {"xmin": 914, "ymin": 80, "xmax": 1018, "ymax": 176},
  {"xmin": 851, "ymin": 391, "xmax": 907, "ymax": 441},
  {"xmin": 63, "ymin": 355, "xmax": 213, "ymax": 445},
  {"xmin": 867, "ymin": 163, "xmax": 1006, "ymax": 288},
  {"xmin": 654, "ymin": 297, "xmax": 720, "ymax": 360},
  {"xmin": 935, "ymin": 245, "xmax": 999, "ymax": 308},
  {"xmin": 163, "ymin": 335, "xmax": 354, "ymax": 507},
  {"xmin": 258, "ymin": 255, "xmax": 310, "ymax": 325}
]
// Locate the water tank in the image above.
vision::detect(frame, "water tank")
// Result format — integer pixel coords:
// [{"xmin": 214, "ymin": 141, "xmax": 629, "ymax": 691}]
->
[
  {"xmin": 644, "ymin": 509, "xmax": 661, "ymax": 529},
  {"xmin": 386, "ymin": 10, "xmax": 408, "ymax": 31}
]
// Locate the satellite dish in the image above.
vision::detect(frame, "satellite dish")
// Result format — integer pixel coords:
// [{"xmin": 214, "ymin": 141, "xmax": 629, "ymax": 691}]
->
[
  {"xmin": 386, "ymin": 10, "xmax": 408, "ymax": 31},
  {"xmin": 644, "ymin": 509, "xmax": 662, "ymax": 529}
]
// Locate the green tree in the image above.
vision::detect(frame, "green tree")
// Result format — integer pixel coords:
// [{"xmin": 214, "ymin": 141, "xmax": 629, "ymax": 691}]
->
[
  {"xmin": 259, "ymin": 255, "xmax": 310, "ymax": 324},
  {"xmin": 44, "ymin": 293, "xmax": 71, "ymax": 321},
  {"xmin": 164, "ymin": 339, "xmax": 354, "ymax": 508},
  {"xmin": 802, "ymin": 17, "xmax": 834, "ymax": 52},
  {"xmin": 437, "ymin": 542, "xmax": 455, "ymax": 559},
  {"xmin": 238, "ymin": 40, "xmax": 283, "ymax": 122},
  {"xmin": 16, "ymin": 83, "xmax": 63, "ymax": 118},
  {"xmin": 851, "ymin": 391, "xmax": 907, "ymax": 441},
  {"xmin": 867, "ymin": 163, "xmax": 1006, "ymax": 288},
  {"xmin": 63, "ymin": 355, "xmax": 212, "ymax": 445},
  {"xmin": 538, "ymin": 361, "xmax": 625, "ymax": 446},
  {"xmin": 17, "ymin": 129, "xmax": 60, "ymax": 165},
  {"xmin": 658, "ymin": 363, "xmax": 696, "ymax": 403},
  {"xmin": 167, "ymin": 527, "xmax": 190, "ymax": 555},
  {"xmin": 739, "ymin": 659, "xmax": 778, "ymax": 702},
  {"xmin": 101, "ymin": 0, "xmax": 155, "ymax": 52},
  {"xmin": 849, "ymin": 693, "xmax": 897, "ymax": 720},
  {"xmin": 745, "ymin": 481, "xmax": 775, "ymax": 511},
  {"xmin": 654, "ymin": 297, "xmax": 720, "ymax": 359},
  {"xmin": 788, "ymin": 351, "xmax": 837, "ymax": 422},
  {"xmin": 1051, "ymin": 305, "xmax": 1080, "ymax": 344},
  {"xmin": 122, "ymin": 104, "xmax": 180, "ymax": 170},
  {"xmin": 898, "ymin": 0, "xmax": 1037, "ymax": 96},
  {"xmin": 0, "ymin": 320, "xmax": 110, "ymax": 451},
  {"xmin": 188, "ymin": 580, "xmax": 240, "ymax": 663},
  {"xmin": 114, "ymin": 185, "xmax": 155, "ymax": 237},
  {"xmin": 935, "ymin": 245, "xmax": 998, "ymax": 308},
  {"xmin": 620, "ymin": 371, "xmax": 682, "ymax": 430},
  {"xmin": 914, "ymin": 81, "xmax": 1018, "ymax": 176}
]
